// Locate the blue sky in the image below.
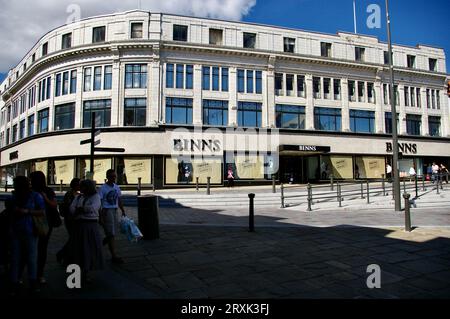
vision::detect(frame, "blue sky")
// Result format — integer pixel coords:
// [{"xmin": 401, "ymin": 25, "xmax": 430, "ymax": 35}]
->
[{"xmin": 0, "ymin": 0, "xmax": 449, "ymax": 83}]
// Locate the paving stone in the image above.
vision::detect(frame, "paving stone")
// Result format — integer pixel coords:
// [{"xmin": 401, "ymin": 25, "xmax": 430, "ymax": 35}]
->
[
  {"xmin": 161, "ymin": 272, "xmax": 206, "ymax": 292},
  {"xmin": 396, "ymin": 260, "xmax": 449, "ymax": 274}
]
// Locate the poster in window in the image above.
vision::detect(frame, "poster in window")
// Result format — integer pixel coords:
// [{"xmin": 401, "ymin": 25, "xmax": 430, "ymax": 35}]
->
[
  {"xmin": 124, "ymin": 158, "xmax": 151, "ymax": 184},
  {"xmin": 193, "ymin": 160, "xmax": 222, "ymax": 184},
  {"xmin": 355, "ymin": 157, "xmax": 385, "ymax": 179},
  {"xmin": 35, "ymin": 160, "xmax": 48, "ymax": 178},
  {"xmin": 330, "ymin": 156, "xmax": 353, "ymax": 179},
  {"xmin": 235, "ymin": 155, "xmax": 264, "ymax": 179},
  {"xmin": 54, "ymin": 159, "xmax": 75, "ymax": 184},
  {"xmin": 85, "ymin": 158, "xmax": 112, "ymax": 183}
]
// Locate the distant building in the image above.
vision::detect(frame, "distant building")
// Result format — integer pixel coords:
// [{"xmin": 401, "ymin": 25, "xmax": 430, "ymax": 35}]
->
[{"xmin": 0, "ymin": 10, "xmax": 449, "ymax": 187}]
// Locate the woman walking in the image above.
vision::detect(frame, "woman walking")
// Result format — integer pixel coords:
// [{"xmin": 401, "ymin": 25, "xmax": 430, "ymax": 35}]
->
[{"xmin": 68, "ymin": 179, "xmax": 104, "ymax": 283}]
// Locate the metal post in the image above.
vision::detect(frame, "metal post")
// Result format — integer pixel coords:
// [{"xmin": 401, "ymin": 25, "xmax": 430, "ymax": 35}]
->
[
  {"xmin": 386, "ymin": 0, "xmax": 401, "ymax": 212},
  {"xmin": 366, "ymin": 180, "xmax": 370, "ymax": 204},
  {"xmin": 272, "ymin": 174, "xmax": 276, "ymax": 194},
  {"xmin": 248, "ymin": 193, "xmax": 255, "ymax": 232},
  {"xmin": 422, "ymin": 174, "xmax": 426, "ymax": 191},
  {"xmin": 60, "ymin": 180, "xmax": 63, "ymax": 192},
  {"xmin": 137, "ymin": 177, "xmax": 142, "ymax": 196},
  {"xmin": 382, "ymin": 174, "xmax": 386, "ymax": 196},
  {"xmin": 89, "ymin": 112, "xmax": 96, "ymax": 177},
  {"xmin": 437, "ymin": 176, "xmax": 440, "ymax": 194},
  {"xmin": 414, "ymin": 175, "xmax": 418, "ymax": 199},
  {"xmin": 403, "ymin": 193, "xmax": 412, "ymax": 232},
  {"xmin": 196, "ymin": 177, "xmax": 199, "ymax": 192},
  {"xmin": 330, "ymin": 174, "xmax": 334, "ymax": 191},
  {"xmin": 307, "ymin": 183, "xmax": 312, "ymax": 212},
  {"xmin": 207, "ymin": 177, "xmax": 211, "ymax": 195},
  {"xmin": 403, "ymin": 179, "xmax": 406, "ymax": 193},
  {"xmin": 360, "ymin": 181, "xmax": 364, "ymax": 199},
  {"xmin": 280, "ymin": 183, "xmax": 285, "ymax": 208},
  {"xmin": 337, "ymin": 182, "xmax": 342, "ymax": 208},
  {"xmin": 5, "ymin": 183, "xmax": 8, "ymax": 192},
  {"xmin": 440, "ymin": 174, "xmax": 443, "ymax": 190},
  {"xmin": 446, "ymin": 173, "xmax": 449, "ymax": 185}
]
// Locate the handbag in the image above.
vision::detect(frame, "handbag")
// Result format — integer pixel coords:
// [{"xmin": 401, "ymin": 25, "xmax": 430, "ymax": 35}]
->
[
  {"xmin": 32, "ymin": 215, "xmax": 49, "ymax": 237},
  {"xmin": 120, "ymin": 216, "xmax": 143, "ymax": 243},
  {"xmin": 47, "ymin": 206, "xmax": 62, "ymax": 228}
]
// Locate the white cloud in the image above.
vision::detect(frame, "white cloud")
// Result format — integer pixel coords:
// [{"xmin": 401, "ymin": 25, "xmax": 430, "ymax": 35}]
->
[{"xmin": 0, "ymin": 0, "xmax": 257, "ymax": 73}]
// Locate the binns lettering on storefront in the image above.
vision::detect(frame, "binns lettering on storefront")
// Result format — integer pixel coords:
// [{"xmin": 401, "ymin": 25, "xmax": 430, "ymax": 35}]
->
[{"xmin": 386, "ymin": 142, "xmax": 418, "ymax": 154}]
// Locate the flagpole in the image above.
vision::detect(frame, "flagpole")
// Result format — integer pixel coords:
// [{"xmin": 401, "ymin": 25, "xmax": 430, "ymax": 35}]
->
[
  {"xmin": 353, "ymin": 0, "xmax": 357, "ymax": 34},
  {"xmin": 386, "ymin": 0, "xmax": 401, "ymax": 212}
]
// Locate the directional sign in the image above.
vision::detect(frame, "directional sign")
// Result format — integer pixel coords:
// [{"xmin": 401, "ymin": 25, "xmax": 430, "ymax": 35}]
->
[
  {"xmin": 80, "ymin": 139, "xmax": 92, "ymax": 145},
  {"xmin": 94, "ymin": 147, "xmax": 125, "ymax": 153},
  {"xmin": 94, "ymin": 140, "xmax": 101, "ymax": 146},
  {"xmin": 94, "ymin": 130, "xmax": 101, "ymax": 137}
]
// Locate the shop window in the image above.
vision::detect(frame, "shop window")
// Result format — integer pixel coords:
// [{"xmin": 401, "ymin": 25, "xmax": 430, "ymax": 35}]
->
[
  {"xmin": 355, "ymin": 157, "xmax": 385, "ymax": 179},
  {"xmin": 165, "ymin": 157, "xmax": 222, "ymax": 184},
  {"xmin": 116, "ymin": 158, "xmax": 152, "ymax": 185},
  {"xmin": 80, "ymin": 158, "xmax": 112, "ymax": 183},
  {"xmin": 320, "ymin": 155, "xmax": 353, "ymax": 179},
  {"xmin": 53, "ymin": 159, "xmax": 75, "ymax": 185}
]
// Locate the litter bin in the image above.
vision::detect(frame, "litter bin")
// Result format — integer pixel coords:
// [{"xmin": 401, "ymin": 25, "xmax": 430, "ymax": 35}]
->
[{"xmin": 137, "ymin": 195, "xmax": 160, "ymax": 240}]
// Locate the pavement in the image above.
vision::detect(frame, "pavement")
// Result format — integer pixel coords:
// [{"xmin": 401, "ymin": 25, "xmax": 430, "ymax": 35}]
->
[{"xmin": 1, "ymin": 185, "xmax": 450, "ymax": 299}]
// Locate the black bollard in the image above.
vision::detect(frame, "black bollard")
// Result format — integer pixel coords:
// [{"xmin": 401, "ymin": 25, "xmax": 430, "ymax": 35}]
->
[
  {"xmin": 382, "ymin": 174, "xmax": 386, "ymax": 196},
  {"xmin": 360, "ymin": 181, "xmax": 364, "ymax": 199},
  {"xmin": 60, "ymin": 180, "xmax": 63, "ymax": 192},
  {"xmin": 422, "ymin": 174, "xmax": 426, "ymax": 191},
  {"xmin": 337, "ymin": 182, "xmax": 342, "ymax": 208},
  {"xmin": 330, "ymin": 174, "xmax": 334, "ymax": 191},
  {"xmin": 248, "ymin": 193, "xmax": 255, "ymax": 232},
  {"xmin": 272, "ymin": 174, "xmax": 276, "ymax": 194},
  {"xmin": 137, "ymin": 195, "xmax": 160, "ymax": 240},
  {"xmin": 307, "ymin": 183, "xmax": 312, "ymax": 212},
  {"xmin": 137, "ymin": 177, "xmax": 142, "ymax": 196},
  {"xmin": 196, "ymin": 177, "xmax": 199, "ymax": 192},
  {"xmin": 403, "ymin": 193, "xmax": 412, "ymax": 232},
  {"xmin": 207, "ymin": 177, "xmax": 211, "ymax": 195},
  {"xmin": 366, "ymin": 180, "xmax": 370, "ymax": 204},
  {"xmin": 414, "ymin": 175, "xmax": 418, "ymax": 199},
  {"xmin": 280, "ymin": 183, "xmax": 285, "ymax": 208}
]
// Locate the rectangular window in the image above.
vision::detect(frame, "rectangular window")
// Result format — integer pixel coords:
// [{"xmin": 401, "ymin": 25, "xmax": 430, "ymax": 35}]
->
[
  {"xmin": 131, "ymin": 22, "xmax": 143, "ymax": 39},
  {"xmin": 38, "ymin": 108, "xmax": 49, "ymax": 133},
  {"xmin": 314, "ymin": 107, "xmax": 341, "ymax": 131},
  {"xmin": 323, "ymin": 78, "xmax": 331, "ymax": 99},
  {"xmin": 406, "ymin": 114, "xmax": 421, "ymax": 136},
  {"xmin": 350, "ymin": 110, "xmax": 375, "ymax": 133},
  {"xmin": 237, "ymin": 69, "xmax": 245, "ymax": 93},
  {"xmin": 256, "ymin": 71, "xmax": 262, "ymax": 94},
  {"xmin": 321, "ymin": 42, "xmax": 332, "ymax": 58},
  {"xmin": 55, "ymin": 73, "xmax": 62, "ymax": 97},
  {"xmin": 410, "ymin": 87, "xmax": 415, "ymax": 107},
  {"xmin": 212, "ymin": 67, "xmax": 220, "ymax": 91},
  {"xmin": 12, "ymin": 125, "xmax": 17, "ymax": 143},
  {"xmin": 45, "ymin": 76, "xmax": 51, "ymax": 100},
  {"xmin": 93, "ymin": 66, "xmax": 102, "ymax": 91},
  {"xmin": 186, "ymin": 65, "xmax": 193, "ymax": 89},
  {"xmin": 276, "ymin": 105, "xmax": 305, "ymax": 129},
  {"xmin": 19, "ymin": 120, "xmax": 25, "ymax": 140},
  {"xmin": 84, "ymin": 67, "xmax": 92, "ymax": 92},
  {"xmin": 355, "ymin": 47, "xmax": 365, "ymax": 62},
  {"xmin": 62, "ymin": 33, "xmax": 72, "ymax": 49},
  {"xmin": 221, "ymin": 68, "xmax": 229, "ymax": 92},
  {"xmin": 283, "ymin": 37, "xmax": 295, "ymax": 53},
  {"xmin": 385, "ymin": 112, "xmax": 399, "ymax": 134},
  {"xmin": 243, "ymin": 32, "xmax": 256, "ymax": 49},
  {"xmin": 203, "ymin": 100, "xmax": 228, "ymax": 126},
  {"xmin": 173, "ymin": 25, "xmax": 188, "ymax": 42},
  {"xmin": 83, "ymin": 99, "xmax": 111, "ymax": 128},
  {"xmin": 125, "ymin": 64, "xmax": 147, "ymax": 89},
  {"xmin": 313, "ymin": 77, "xmax": 321, "ymax": 99},
  {"xmin": 32, "ymin": 53, "xmax": 36, "ymax": 63},
  {"xmin": 70, "ymin": 70, "xmax": 77, "ymax": 94},
  {"xmin": 54, "ymin": 103, "xmax": 75, "ymax": 130},
  {"xmin": 429, "ymin": 58, "xmax": 437, "ymax": 72},
  {"xmin": 275, "ymin": 73, "xmax": 283, "ymax": 96},
  {"xmin": 166, "ymin": 64, "xmax": 174, "ymax": 88},
  {"xmin": 404, "ymin": 87, "xmax": 410, "ymax": 106},
  {"xmin": 202, "ymin": 66, "xmax": 210, "ymax": 90},
  {"xmin": 384, "ymin": 51, "xmax": 390, "ymax": 65},
  {"xmin": 407, "ymin": 55, "xmax": 416, "ymax": 68},
  {"xmin": 42, "ymin": 42, "xmax": 48, "ymax": 56},
  {"xmin": 176, "ymin": 64, "xmax": 184, "ymax": 89},
  {"xmin": 104, "ymin": 66, "xmax": 112, "ymax": 90},
  {"xmin": 209, "ymin": 29, "xmax": 223, "ymax": 45},
  {"xmin": 93, "ymin": 26, "xmax": 106, "ymax": 43},
  {"xmin": 428, "ymin": 116, "xmax": 441, "ymax": 137},
  {"xmin": 367, "ymin": 83, "xmax": 375, "ymax": 103},
  {"xmin": 286, "ymin": 74, "xmax": 294, "ymax": 96},
  {"xmin": 416, "ymin": 88, "xmax": 421, "ymax": 108},
  {"xmin": 62, "ymin": 71, "xmax": 69, "ymax": 95},
  {"xmin": 166, "ymin": 97, "xmax": 193, "ymax": 125},
  {"xmin": 238, "ymin": 102, "xmax": 262, "ymax": 127},
  {"xmin": 426, "ymin": 89, "xmax": 431, "ymax": 109},
  {"xmin": 6, "ymin": 129, "xmax": 10, "ymax": 146},
  {"xmin": 246, "ymin": 70, "xmax": 254, "ymax": 93},
  {"xmin": 124, "ymin": 98, "xmax": 146, "ymax": 127},
  {"xmin": 28, "ymin": 114, "xmax": 35, "ymax": 136},
  {"xmin": 334, "ymin": 79, "xmax": 341, "ymax": 100},
  {"xmin": 298, "ymin": 75, "xmax": 306, "ymax": 98},
  {"xmin": 357, "ymin": 82, "xmax": 365, "ymax": 102}
]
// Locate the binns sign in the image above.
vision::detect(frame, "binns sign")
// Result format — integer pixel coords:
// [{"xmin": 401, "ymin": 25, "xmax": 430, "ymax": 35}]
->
[{"xmin": 386, "ymin": 142, "xmax": 418, "ymax": 154}]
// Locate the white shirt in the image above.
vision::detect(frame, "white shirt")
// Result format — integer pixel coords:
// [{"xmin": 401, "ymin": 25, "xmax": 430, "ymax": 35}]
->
[
  {"xmin": 70, "ymin": 194, "xmax": 101, "ymax": 220},
  {"xmin": 432, "ymin": 165, "xmax": 439, "ymax": 174},
  {"xmin": 386, "ymin": 165, "xmax": 392, "ymax": 174},
  {"xmin": 99, "ymin": 183, "xmax": 122, "ymax": 209},
  {"xmin": 409, "ymin": 167, "xmax": 416, "ymax": 176}
]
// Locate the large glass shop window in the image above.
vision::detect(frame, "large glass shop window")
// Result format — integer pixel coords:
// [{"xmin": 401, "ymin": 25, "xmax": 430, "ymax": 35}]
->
[
  {"xmin": 165, "ymin": 157, "xmax": 222, "ymax": 184},
  {"xmin": 53, "ymin": 159, "xmax": 75, "ymax": 184},
  {"xmin": 355, "ymin": 157, "xmax": 385, "ymax": 179},
  {"xmin": 320, "ymin": 155, "xmax": 353, "ymax": 179},
  {"xmin": 34, "ymin": 160, "xmax": 48, "ymax": 179},
  {"xmin": 116, "ymin": 158, "xmax": 152, "ymax": 184},
  {"xmin": 80, "ymin": 158, "xmax": 112, "ymax": 183},
  {"xmin": 225, "ymin": 155, "xmax": 265, "ymax": 180}
]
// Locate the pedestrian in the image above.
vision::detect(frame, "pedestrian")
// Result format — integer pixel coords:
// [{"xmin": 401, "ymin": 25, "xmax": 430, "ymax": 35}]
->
[
  {"xmin": 56, "ymin": 178, "xmax": 80, "ymax": 265},
  {"xmin": 6, "ymin": 176, "xmax": 46, "ymax": 296},
  {"xmin": 227, "ymin": 166, "xmax": 235, "ymax": 188},
  {"xmin": 409, "ymin": 166, "xmax": 416, "ymax": 182},
  {"xmin": 440, "ymin": 164, "xmax": 449, "ymax": 184},
  {"xmin": 431, "ymin": 162, "xmax": 439, "ymax": 184},
  {"xmin": 386, "ymin": 163, "xmax": 392, "ymax": 183},
  {"xmin": 99, "ymin": 169, "xmax": 126, "ymax": 264},
  {"xmin": 67, "ymin": 179, "xmax": 104, "ymax": 283},
  {"xmin": 30, "ymin": 171, "xmax": 60, "ymax": 284}
]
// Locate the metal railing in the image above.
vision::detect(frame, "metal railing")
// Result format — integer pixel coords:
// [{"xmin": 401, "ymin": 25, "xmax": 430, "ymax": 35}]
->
[{"xmin": 280, "ymin": 173, "xmax": 449, "ymax": 210}]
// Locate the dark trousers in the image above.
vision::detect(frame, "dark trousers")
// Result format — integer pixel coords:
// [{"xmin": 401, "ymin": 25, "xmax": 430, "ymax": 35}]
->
[
  {"xmin": 57, "ymin": 220, "xmax": 74, "ymax": 262},
  {"xmin": 228, "ymin": 178, "xmax": 234, "ymax": 188},
  {"xmin": 37, "ymin": 227, "xmax": 53, "ymax": 278}
]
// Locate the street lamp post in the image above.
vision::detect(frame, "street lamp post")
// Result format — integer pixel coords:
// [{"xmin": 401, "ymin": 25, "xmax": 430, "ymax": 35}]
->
[{"xmin": 386, "ymin": 0, "xmax": 401, "ymax": 211}]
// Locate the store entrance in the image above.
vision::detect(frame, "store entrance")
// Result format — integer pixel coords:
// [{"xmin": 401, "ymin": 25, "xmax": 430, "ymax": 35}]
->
[{"xmin": 279, "ymin": 156, "xmax": 304, "ymax": 184}]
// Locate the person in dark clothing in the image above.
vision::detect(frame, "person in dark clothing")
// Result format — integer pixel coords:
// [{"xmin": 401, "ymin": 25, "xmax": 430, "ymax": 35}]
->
[
  {"xmin": 56, "ymin": 178, "xmax": 80, "ymax": 265},
  {"xmin": 30, "ymin": 171, "xmax": 58, "ymax": 284}
]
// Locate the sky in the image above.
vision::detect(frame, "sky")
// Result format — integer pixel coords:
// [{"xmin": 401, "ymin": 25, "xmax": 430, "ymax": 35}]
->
[{"xmin": 0, "ymin": 0, "xmax": 449, "ymax": 83}]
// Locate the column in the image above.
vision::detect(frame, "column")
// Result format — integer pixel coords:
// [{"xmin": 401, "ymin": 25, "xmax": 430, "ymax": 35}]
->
[
  {"xmin": 110, "ymin": 58, "xmax": 122, "ymax": 127},
  {"xmin": 149, "ymin": 60, "xmax": 161, "ymax": 125},
  {"xmin": 305, "ymin": 74, "xmax": 314, "ymax": 130},
  {"xmin": 228, "ymin": 67, "xmax": 238, "ymax": 126},
  {"xmin": 74, "ymin": 66, "xmax": 83, "ymax": 129},
  {"xmin": 47, "ymin": 74, "xmax": 55, "ymax": 132},
  {"xmin": 266, "ymin": 56, "xmax": 276, "ymax": 128},
  {"xmin": 398, "ymin": 85, "xmax": 407, "ymax": 135},
  {"xmin": 440, "ymin": 89, "xmax": 450, "ymax": 137},
  {"xmin": 374, "ymin": 81, "xmax": 383, "ymax": 133},
  {"xmin": 193, "ymin": 64, "xmax": 203, "ymax": 126},
  {"xmin": 341, "ymin": 78, "xmax": 350, "ymax": 132},
  {"xmin": 420, "ymin": 88, "xmax": 429, "ymax": 136}
]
